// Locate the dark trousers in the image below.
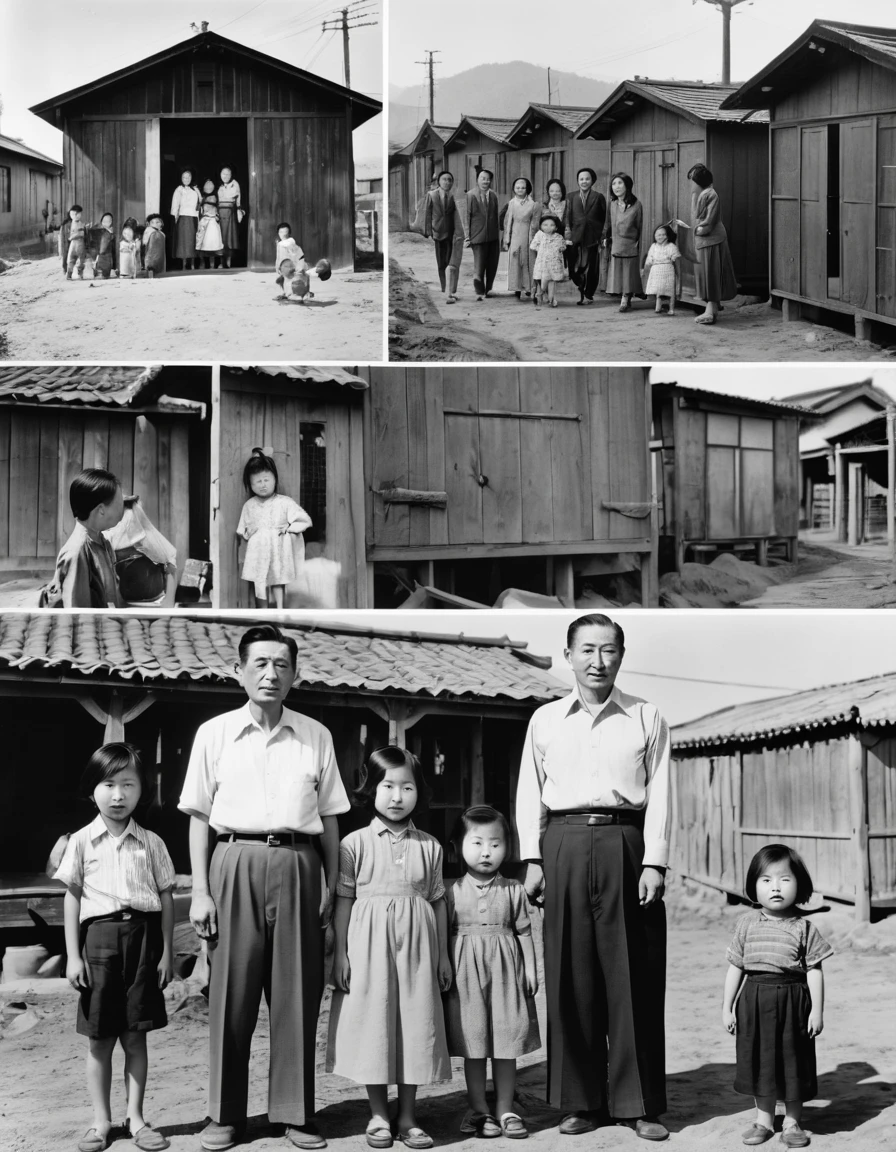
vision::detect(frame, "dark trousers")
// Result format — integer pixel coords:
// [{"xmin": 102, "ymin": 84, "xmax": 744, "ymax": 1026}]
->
[
  {"xmin": 471, "ymin": 240, "xmax": 500, "ymax": 295},
  {"xmin": 207, "ymin": 841, "xmax": 322, "ymax": 1126},
  {"xmin": 570, "ymin": 243, "xmax": 600, "ymax": 300},
  {"xmin": 434, "ymin": 237, "xmax": 453, "ymax": 289},
  {"xmin": 542, "ymin": 821, "xmax": 667, "ymax": 1118}
]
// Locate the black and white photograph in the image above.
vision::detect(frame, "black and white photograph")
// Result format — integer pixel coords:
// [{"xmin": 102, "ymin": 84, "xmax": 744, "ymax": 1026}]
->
[
  {"xmin": 388, "ymin": 0, "xmax": 896, "ymax": 362},
  {"xmin": 0, "ymin": 1, "xmax": 383, "ymax": 361}
]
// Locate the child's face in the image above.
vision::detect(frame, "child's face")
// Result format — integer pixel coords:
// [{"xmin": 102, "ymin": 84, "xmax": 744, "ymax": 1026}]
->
[
  {"xmin": 148, "ymin": 218, "xmax": 161, "ymax": 230},
  {"xmin": 461, "ymin": 820, "xmax": 506, "ymax": 876},
  {"xmin": 221, "ymin": 168, "xmax": 232, "ymax": 183},
  {"xmin": 70, "ymin": 209, "xmax": 82, "ymax": 221},
  {"xmin": 123, "ymin": 226, "xmax": 134, "ymax": 242},
  {"xmin": 374, "ymin": 765, "xmax": 418, "ymax": 824},
  {"xmin": 278, "ymin": 227, "xmax": 291, "ymax": 240},
  {"xmin": 249, "ymin": 469, "xmax": 277, "ymax": 498},
  {"xmin": 612, "ymin": 177, "xmax": 626, "ymax": 198},
  {"xmin": 203, "ymin": 180, "xmax": 215, "ymax": 194},
  {"xmin": 181, "ymin": 171, "xmax": 193, "ymax": 185},
  {"xmin": 541, "ymin": 219, "xmax": 557, "ymax": 235},
  {"xmin": 101, "ymin": 215, "xmax": 113, "ymax": 230},
  {"xmin": 93, "ymin": 768, "xmax": 142, "ymax": 826},
  {"xmin": 655, "ymin": 227, "xmax": 668, "ymax": 244},
  {"xmin": 754, "ymin": 860, "xmax": 799, "ymax": 915}
]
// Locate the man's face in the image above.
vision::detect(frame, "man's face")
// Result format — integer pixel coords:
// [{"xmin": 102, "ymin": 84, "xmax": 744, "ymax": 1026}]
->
[
  {"xmin": 565, "ymin": 624, "xmax": 623, "ymax": 697},
  {"xmin": 239, "ymin": 641, "xmax": 295, "ymax": 707},
  {"xmin": 477, "ymin": 171, "xmax": 491, "ymax": 192}
]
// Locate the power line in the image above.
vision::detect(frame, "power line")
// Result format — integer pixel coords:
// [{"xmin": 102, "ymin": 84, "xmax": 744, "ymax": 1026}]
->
[
  {"xmin": 215, "ymin": 0, "xmax": 270, "ymax": 33},
  {"xmin": 623, "ymin": 669, "xmax": 802, "ymax": 692},
  {"xmin": 321, "ymin": 5, "xmax": 379, "ymax": 89},
  {"xmin": 415, "ymin": 50, "xmax": 440, "ymax": 122}
]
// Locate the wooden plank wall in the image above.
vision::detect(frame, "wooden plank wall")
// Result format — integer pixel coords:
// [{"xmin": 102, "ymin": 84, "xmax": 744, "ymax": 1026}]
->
[
  {"xmin": 445, "ymin": 131, "xmax": 518, "ymax": 198},
  {"xmin": 708, "ymin": 125, "xmax": 770, "ymax": 295},
  {"xmin": 0, "ymin": 411, "xmax": 190, "ymax": 573},
  {"xmin": 0, "ymin": 155, "xmax": 62, "ymax": 238},
  {"xmin": 865, "ymin": 733, "xmax": 896, "ymax": 901},
  {"xmin": 64, "ymin": 120, "xmax": 145, "ymax": 233},
  {"xmin": 773, "ymin": 53, "xmax": 896, "ymax": 123},
  {"xmin": 365, "ymin": 366, "xmax": 649, "ymax": 551},
  {"xmin": 773, "ymin": 417, "xmax": 800, "ymax": 536},
  {"xmin": 670, "ymin": 753, "xmax": 741, "ymax": 895}
]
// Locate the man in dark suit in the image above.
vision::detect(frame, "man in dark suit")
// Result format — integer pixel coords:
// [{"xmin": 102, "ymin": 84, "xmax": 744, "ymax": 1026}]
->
[
  {"xmin": 565, "ymin": 167, "xmax": 607, "ymax": 304},
  {"xmin": 462, "ymin": 168, "xmax": 501, "ymax": 300},
  {"xmin": 424, "ymin": 170, "xmax": 462, "ymax": 302}
]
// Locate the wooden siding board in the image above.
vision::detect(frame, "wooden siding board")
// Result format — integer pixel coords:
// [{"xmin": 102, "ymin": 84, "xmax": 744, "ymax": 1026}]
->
[
  {"xmin": 406, "ymin": 368, "xmax": 431, "ymax": 547},
  {"xmin": 36, "ymin": 414, "xmax": 60, "ymax": 558},
  {"xmin": 607, "ymin": 369, "xmax": 647, "ymax": 541},
  {"xmin": 133, "ymin": 416, "xmax": 159, "ymax": 528},
  {"xmin": 549, "ymin": 367, "xmax": 588, "ymax": 542},
  {"xmin": 677, "ymin": 406, "xmax": 707, "ymax": 541},
  {"xmin": 424, "ymin": 368, "xmax": 448, "ymax": 546},
  {"xmin": 0, "ymin": 412, "xmax": 9, "ymax": 558},
  {"xmin": 773, "ymin": 417, "xmax": 800, "ymax": 536},
  {"xmin": 589, "ymin": 369, "xmax": 611, "ymax": 543},
  {"xmin": 444, "ymin": 368, "xmax": 483, "ymax": 545},
  {"xmin": 518, "ymin": 368, "xmax": 555, "ymax": 543},
  {"xmin": 479, "ymin": 368, "xmax": 522, "ymax": 545},
  {"xmin": 57, "ymin": 420, "xmax": 84, "ymax": 545},
  {"xmin": 8, "ymin": 411, "xmax": 40, "ymax": 559},
  {"xmin": 372, "ymin": 369, "xmax": 410, "ymax": 548}
]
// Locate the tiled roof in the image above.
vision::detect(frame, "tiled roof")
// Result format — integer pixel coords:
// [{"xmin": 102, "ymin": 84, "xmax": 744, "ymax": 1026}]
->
[
  {"xmin": 523, "ymin": 104, "xmax": 596, "ymax": 133},
  {"xmin": 431, "ymin": 124, "xmax": 455, "ymax": 142},
  {"xmin": 0, "ymin": 132, "xmax": 62, "ymax": 167},
  {"xmin": 0, "ymin": 365, "xmax": 163, "ymax": 407},
  {"xmin": 652, "ymin": 381, "xmax": 813, "ymax": 417},
  {"xmin": 224, "ymin": 365, "xmax": 368, "ymax": 389},
  {"xmin": 446, "ymin": 116, "xmax": 519, "ymax": 148},
  {"xmin": 673, "ymin": 672, "xmax": 896, "ymax": 750},
  {"xmin": 577, "ymin": 80, "xmax": 767, "ymax": 138},
  {"xmin": 0, "ymin": 614, "xmax": 566, "ymax": 704}
]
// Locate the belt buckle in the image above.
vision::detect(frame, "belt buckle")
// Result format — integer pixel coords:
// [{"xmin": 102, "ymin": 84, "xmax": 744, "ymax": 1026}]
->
[
  {"xmin": 266, "ymin": 834, "xmax": 281, "ymax": 847},
  {"xmin": 587, "ymin": 814, "xmax": 612, "ymax": 826}
]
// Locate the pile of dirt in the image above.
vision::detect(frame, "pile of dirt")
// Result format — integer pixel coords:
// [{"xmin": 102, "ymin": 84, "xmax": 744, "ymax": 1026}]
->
[{"xmin": 661, "ymin": 552, "xmax": 789, "ymax": 608}]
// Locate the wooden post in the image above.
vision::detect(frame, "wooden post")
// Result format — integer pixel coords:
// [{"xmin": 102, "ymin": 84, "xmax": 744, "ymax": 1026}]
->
[
  {"xmin": 470, "ymin": 717, "xmax": 485, "ymax": 805},
  {"xmin": 782, "ymin": 298, "xmax": 801, "ymax": 323},
  {"xmin": 848, "ymin": 462, "xmax": 861, "ymax": 546},
  {"xmin": 855, "ymin": 314, "xmax": 871, "ymax": 342},
  {"xmin": 805, "ymin": 476, "xmax": 814, "ymax": 531},
  {"xmin": 209, "ymin": 365, "xmax": 221, "ymax": 609},
  {"xmin": 145, "ymin": 119, "xmax": 160, "ymax": 215},
  {"xmin": 555, "ymin": 557, "xmax": 575, "ymax": 607},
  {"xmin": 887, "ymin": 405, "xmax": 895, "ymax": 559},
  {"xmin": 848, "ymin": 733, "xmax": 871, "ymax": 923},
  {"xmin": 104, "ymin": 692, "xmax": 125, "ymax": 742}
]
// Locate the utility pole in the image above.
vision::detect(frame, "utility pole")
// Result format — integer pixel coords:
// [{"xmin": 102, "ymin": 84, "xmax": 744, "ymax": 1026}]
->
[
  {"xmin": 547, "ymin": 67, "xmax": 552, "ymax": 105},
  {"xmin": 415, "ymin": 50, "xmax": 440, "ymax": 122},
  {"xmin": 322, "ymin": 2, "xmax": 379, "ymax": 89},
  {"xmin": 693, "ymin": 0, "xmax": 753, "ymax": 84}
]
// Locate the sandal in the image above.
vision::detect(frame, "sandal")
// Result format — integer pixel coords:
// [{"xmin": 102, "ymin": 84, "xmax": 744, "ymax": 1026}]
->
[
  {"xmin": 126, "ymin": 1122, "xmax": 170, "ymax": 1150},
  {"xmin": 500, "ymin": 1113, "xmax": 528, "ymax": 1139},
  {"xmin": 741, "ymin": 1123, "xmax": 774, "ymax": 1145},
  {"xmin": 366, "ymin": 1122, "xmax": 394, "ymax": 1149},
  {"xmin": 78, "ymin": 1129, "xmax": 110, "ymax": 1152},
  {"xmin": 397, "ymin": 1128, "xmax": 433, "ymax": 1149}
]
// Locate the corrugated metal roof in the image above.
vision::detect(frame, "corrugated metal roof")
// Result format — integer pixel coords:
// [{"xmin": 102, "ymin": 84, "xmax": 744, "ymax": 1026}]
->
[
  {"xmin": 673, "ymin": 671, "xmax": 896, "ymax": 749},
  {"xmin": 224, "ymin": 365, "xmax": 368, "ymax": 389},
  {"xmin": 652, "ymin": 381, "xmax": 813, "ymax": 417},
  {"xmin": 0, "ymin": 614, "xmax": 566, "ymax": 704},
  {"xmin": 0, "ymin": 365, "xmax": 163, "ymax": 407},
  {"xmin": 0, "ymin": 132, "xmax": 62, "ymax": 167}
]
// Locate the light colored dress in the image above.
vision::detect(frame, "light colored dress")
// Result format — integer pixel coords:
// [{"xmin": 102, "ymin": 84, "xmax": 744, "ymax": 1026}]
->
[
  {"xmin": 326, "ymin": 818, "xmax": 451, "ymax": 1085},
  {"xmin": 237, "ymin": 493, "xmax": 307, "ymax": 599},
  {"xmin": 531, "ymin": 230, "xmax": 568, "ymax": 282},
  {"xmin": 443, "ymin": 873, "xmax": 541, "ymax": 1059},
  {"xmin": 119, "ymin": 239, "xmax": 139, "ymax": 278},
  {"xmin": 503, "ymin": 195, "xmax": 540, "ymax": 292},
  {"xmin": 644, "ymin": 240, "xmax": 681, "ymax": 297},
  {"xmin": 196, "ymin": 203, "xmax": 224, "ymax": 254},
  {"xmin": 542, "ymin": 198, "xmax": 567, "ymax": 229}
]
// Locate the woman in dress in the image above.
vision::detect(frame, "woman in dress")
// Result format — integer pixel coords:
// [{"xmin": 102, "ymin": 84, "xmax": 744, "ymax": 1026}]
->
[
  {"xmin": 542, "ymin": 179, "xmax": 568, "ymax": 231},
  {"xmin": 686, "ymin": 162, "xmax": 738, "ymax": 325},
  {"xmin": 603, "ymin": 172, "xmax": 643, "ymax": 312},
  {"xmin": 217, "ymin": 166, "xmax": 243, "ymax": 268},
  {"xmin": 502, "ymin": 177, "xmax": 540, "ymax": 299},
  {"xmin": 170, "ymin": 169, "xmax": 201, "ymax": 270}
]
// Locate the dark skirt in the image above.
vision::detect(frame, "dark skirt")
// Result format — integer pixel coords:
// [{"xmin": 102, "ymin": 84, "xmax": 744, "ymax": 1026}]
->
[
  {"xmin": 734, "ymin": 972, "xmax": 817, "ymax": 1101},
  {"xmin": 174, "ymin": 215, "xmax": 197, "ymax": 258},
  {"xmin": 696, "ymin": 239, "xmax": 738, "ymax": 302},
  {"xmin": 77, "ymin": 913, "xmax": 167, "ymax": 1039},
  {"xmin": 218, "ymin": 203, "xmax": 240, "ymax": 251},
  {"xmin": 607, "ymin": 253, "xmax": 641, "ymax": 295}
]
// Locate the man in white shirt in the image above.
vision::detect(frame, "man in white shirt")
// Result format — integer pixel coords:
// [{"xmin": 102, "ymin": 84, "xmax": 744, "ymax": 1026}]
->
[
  {"xmin": 516, "ymin": 614, "xmax": 670, "ymax": 1142},
  {"xmin": 180, "ymin": 624, "xmax": 350, "ymax": 1152}
]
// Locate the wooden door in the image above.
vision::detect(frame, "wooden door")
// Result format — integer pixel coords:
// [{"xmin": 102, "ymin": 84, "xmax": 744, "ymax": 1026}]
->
[
  {"xmin": 677, "ymin": 140, "xmax": 704, "ymax": 299},
  {"xmin": 841, "ymin": 118, "xmax": 875, "ymax": 311},
  {"xmin": 800, "ymin": 126, "xmax": 827, "ymax": 301},
  {"xmin": 533, "ymin": 152, "xmax": 563, "ymax": 197},
  {"xmin": 878, "ymin": 114, "xmax": 896, "ymax": 319},
  {"xmin": 706, "ymin": 447, "xmax": 738, "ymax": 539}
]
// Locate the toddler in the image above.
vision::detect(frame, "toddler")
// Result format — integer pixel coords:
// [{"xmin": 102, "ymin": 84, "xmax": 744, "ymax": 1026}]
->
[
  {"xmin": 643, "ymin": 224, "xmax": 681, "ymax": 315},
  {"xmin": 530, "ymin": 214, "xmax": 569, "ymax": 308},
  {"xmin": 195, "ymin": 182, "xmax": 224, "ymax": 268},
  {"xmin": 142, "ymin": 215, "xmax": 166, "ymax": 278},
  {"xmin": 236, "ymin": 447, "xmax": 312, "ymax": 607},
  {"xmin": 62, "ymin": 204, "xmax": 88, "ymax": 279}
]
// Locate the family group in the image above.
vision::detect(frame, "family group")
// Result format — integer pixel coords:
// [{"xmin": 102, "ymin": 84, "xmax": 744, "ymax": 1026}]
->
[
  {"xmin": 58, "ymin": 207, "xmax": 167, "ymax": 283},
  {"xmin": 422, "ymin": 163, "xmax": 735, "ymax": 323},
  {"xmin": 53, "ymin": 617, "xmax": 832, "ymax": 1152}
]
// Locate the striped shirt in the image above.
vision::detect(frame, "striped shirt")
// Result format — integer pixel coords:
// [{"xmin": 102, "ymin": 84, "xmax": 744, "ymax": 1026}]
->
[
  {"xmin": 54, "ymin": 815, "xmax": 175, "ymax": 921},
  {"xmin": 726, "ymin": 909, "xmax": 834, "ymax": 974}
]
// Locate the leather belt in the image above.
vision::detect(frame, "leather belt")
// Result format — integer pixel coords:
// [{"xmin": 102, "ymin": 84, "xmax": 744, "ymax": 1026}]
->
[
  {"xmin": 548, "ymin": 809, "xmax": 643, "ymax": 827},
  {"xmin": 225, "ymin": 831, "xmax": 314, "ymax": 847}
]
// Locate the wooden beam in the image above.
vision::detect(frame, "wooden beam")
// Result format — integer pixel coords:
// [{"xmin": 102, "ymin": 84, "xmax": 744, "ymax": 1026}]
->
[
  {"xmin": 145, "ymin": 118, "xmax": 160, "ymax": 215},
  {"xmin": 848, "ymin": 462, "xmax": 861, "ymax": 546},
  {"xmin": 888, "ymin": 405, "xmax": 895, "ymax": 560},
  {"xmin": 442, "ymin": 408, "xmax": 581, "ymax": 422},
  {"xmin": 105, "ymin": 692, "xmax": 125, "ymax": 742},
  {"xmin": 369, "ymin": 539, "xmax": 652, "ymax": 562},
  {"xmin": 470, "ymin": 717, "xmax": 484, "ymax": 805},
  {"xmin": 380, "ymin": 488, "xmax": 448, "ymax": 507},
  {"xmin": 209, "ymin": 364, "xmax": 221, "ymax": 609},
  {"xmin": 848, "ymin": 733, "xmax": 871, "ymax": 923},
  {"xmin": 76, "ymin": 695, "xmax": 108, "ymax": 727}
]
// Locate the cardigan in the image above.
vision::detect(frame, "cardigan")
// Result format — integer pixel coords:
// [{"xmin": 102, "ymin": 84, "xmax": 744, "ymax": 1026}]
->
[{"xmin": 691, "ymin": 185, "xmax": 728, "ymax": 249}]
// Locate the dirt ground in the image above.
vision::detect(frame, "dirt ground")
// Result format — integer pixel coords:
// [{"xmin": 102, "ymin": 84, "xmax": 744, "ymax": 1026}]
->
[
  {"xmin": 2, "ymin": 884, "xmax": 894, "ymax": 1152},
  {"xmin": 388, "ymin": 232, "xmax": 896, "ymax": 363},
  {"xmin": 0, "ymin": 258, "xmax": 383, "ymax": 361}
]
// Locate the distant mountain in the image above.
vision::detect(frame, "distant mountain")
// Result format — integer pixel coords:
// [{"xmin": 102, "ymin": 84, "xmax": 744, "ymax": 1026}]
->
[{"xmin": 389, "ymin": 61, "xmax": 617, "ymax": 146}]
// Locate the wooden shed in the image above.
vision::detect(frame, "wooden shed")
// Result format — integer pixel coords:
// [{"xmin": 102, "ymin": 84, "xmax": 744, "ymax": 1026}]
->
[
  {"xmin": 0, "ymin": 612, "xmax": 565, "ymax": 927},
  {"xmin": 505, "ymin": 104, "xmax": 608, "ymax": 202},
  {"xmin": 0, "ymin": 132, "xmax": 62, "ymax": 247},
  {"xmin": 363, "ymin": 366, "xmax": 656, "ymax": 607},
  {"xmin": 575, "ymin": 79, "xmax": 769, "ymax": 301},
  {"xmin": 29, "ymin": 28, "xmax": 381, "ymax": 271},
  {"xmin": 389, "ymin": 120, "xmax": 456, "ymax": 231},
  {"xmin": 443, "ymin": 116, "xmax": 520, "ymax": 201},
  {"xmin": 824, "ymin": 409, "xmax": 896, "ymax": 548},
  {"xmin": 212, "ymin": 365, "xmax": 369, "ymax": 611},
  {"xmin": 670, "ymin": 672, "xmax": 896, "ymax": 921},
  {"xmin": 721, "ymin": 20, "xmax": 896, "ymax": 337},
  {"xmin": 652, "ymin": 382, "xmax": 804, "ymax": 571},
  {"xmin": 0, "ymin": 365, "xmax": 209, "ymax": 590}
]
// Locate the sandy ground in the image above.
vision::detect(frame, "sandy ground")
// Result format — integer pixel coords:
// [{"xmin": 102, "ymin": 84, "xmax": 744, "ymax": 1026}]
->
[
  {"xmin": 0, "ymin": 259, "xmax": 383, "ymax": 361},
  {"xmin": 2, "ymin": 884, "xmax": 895, "ymax": 1152},
  {"xmin": 388, "ymin": 231, "xmax": 896, "ymax": 363}
]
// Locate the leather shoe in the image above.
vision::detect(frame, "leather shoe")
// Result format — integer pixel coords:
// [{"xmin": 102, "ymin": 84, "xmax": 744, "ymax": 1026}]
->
[
  {"xmin": 741, "ymin": 1123, "xmax": 774, "ymax": 1145},
  {"xmin": 559, "ymin": 1114, "xmax": 595, "ymax": 1135},
  {"xmin": 780, "ymin": 1124, "xmax": 810, "ymax": 1148},
  {"xmin": 286, "ymin": 1123, "xmax": 328, "ymax": 1149},
  {"xmin": 627, "ymin": 1118, "xmax": 669, "ymax": 1141},
  {"xmin": 200, "ymin": 1120, "xmax": 243, "ymax": 1151}
]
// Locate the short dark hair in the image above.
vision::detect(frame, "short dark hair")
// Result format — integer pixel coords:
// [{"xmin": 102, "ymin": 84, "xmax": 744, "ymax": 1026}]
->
[
  {"xmin": 80, "ymin": 742, "xmax": 150, "ymax": 800},
  {"xmin": 243, "ymin": 447, "xmax": 279, "ymax": 493},
  {"xmin": 576, "ymin": 167, "xmax": 598, "ymax": 185},
  {"xmin": 513, "ymin": 176, "xmax": 533, "ymax": 195},
  {"xmin": 540, "ymin": 213, "xmax": 561, "ymax": 230},
  {"xmin": 146, "ymin": 213, "xmax": 162, "ymax": 224},
  {"xmin": 238, "ymin": 623, "xmax": 298, "ymax": 670},
  {"xmin": 436, "ymin": 170, "xmax": 454, "ymax": 182},
  {"xmin": 69, "ymin": 468, "xmax": 120, "ymax": 521},
  {"xmin": 478, "ymin": 168, "xmax": 494, "ymax": 181},
  {"xmin": 180, "ymin": 168, "xmax": 194, "ymax": 179},
  {"xmin": 69, "ymin": 204, "xmax": 83, "ymax": 214},
  {"xmin": 566, "ymin": 613, "xmax": 625, "ymax": 652},
  {"xmin": 353, "ymin": 746, "xmax": 432, "ymax": 811},
  {"xmin": 610, "ymin": 172, "xmax": 637, "ymax": 206},
  {"xmin": 100, "ymin": 211, "xmax": 113, "ymax": 223},
  {"xmin": 276, "ymin": 221, "xmax": 292, "ymax": 234},
  {"xmin": 745, "ymin": 844, "xmax": 815, "ymax": 906},
  {"xmin": 451, "ymin": 804, "xmax": 512, "ymax": 852},
  {"xmin": 546, "ymin": 178, "xmax": 567, "ymax": 200},
  {"xmin": 688, "ymin": 163, "xmax": 713, "ymax": 189}
]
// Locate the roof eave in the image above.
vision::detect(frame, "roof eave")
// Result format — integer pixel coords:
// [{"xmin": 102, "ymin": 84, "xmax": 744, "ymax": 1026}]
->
[{"xmin": 575, "ymin": 80, "xmax": 709, "ymax": 139}]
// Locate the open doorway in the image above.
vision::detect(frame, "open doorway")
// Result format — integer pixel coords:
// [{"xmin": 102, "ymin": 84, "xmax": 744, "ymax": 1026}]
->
[{"xmin": 159, "ymin": 117, "xmax": 249, "ymax": 267}]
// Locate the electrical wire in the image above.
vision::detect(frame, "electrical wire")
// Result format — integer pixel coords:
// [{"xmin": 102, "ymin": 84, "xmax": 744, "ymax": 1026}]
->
[
  {"xmin": 623, "ymin": 669, "xmax": 802, "ymax": 692},
  {"xmin": 216, "ymin": 0, "xmax": 270, "ymax": 33}
]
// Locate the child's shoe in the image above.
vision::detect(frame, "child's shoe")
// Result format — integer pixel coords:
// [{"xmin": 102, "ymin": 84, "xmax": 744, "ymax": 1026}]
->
[
  {"xmin": 780, "ymin": 1123, "xmax": 809, "ymax": 1148},
  {"xmin": 741, "ymin": 1123, "xmax": 774, "ymax": 1145},
  {"xmin": 125, "ymin": 1120, "xmax": 170, "ymax": 1150},
  {"xmin": 460, "ymin": 1111, "xmax": 501, "ymax": 1138},
  {"xmin": 500, "ymin": 1113, "xmax": 528, "ymax": 1139}
]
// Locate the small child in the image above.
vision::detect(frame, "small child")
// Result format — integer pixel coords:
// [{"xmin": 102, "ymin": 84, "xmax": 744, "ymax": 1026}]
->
[
  {"xmin": 46, "ymin": 468, "xmax": 125, "ymax": 608},
  {"xmin": 643, "ymin": 223, "xmax": 681, "ymax": 315},
  {"xmin": 119, "ymin": 224, "xmax": 140, "ymax": 283},
  {"xmin": 327, "ymin": 747, "xmax": 452, "ymax": 1150},
  {"xmin": 530, "ymin": 213, "xmax": 570, "ymax": 308},
  {"xmin": 61, "ymin": 204, "xmax": 88, "ymax": 279},
  {"xmin": 89, "ymin": 213, "xmax": 117, "ymax": 280},
  {"xmin": 236, "ymin": 447, "xmax": 312, "ymax": 608},
  {"xmin": 722, "ymin": 844, "xmax": 833, "ymax": 1149},
  {"xmin": 444, "ymin": 806, "xmax": 540, "ymax": 1139},
  {"xmin": 195, "ymin": 187, "xmax": 224, "ymax": 269},
  {"xmin": 54, "ymin": 743, "xmax": 175, "ymax": 1152},
  {"xmin": 142, "ymin": 214, "xmax": 166, "ymax": 278},
  {"xmin": 274, "ymin": 223, "xmax": 312, "ymax": 302}
]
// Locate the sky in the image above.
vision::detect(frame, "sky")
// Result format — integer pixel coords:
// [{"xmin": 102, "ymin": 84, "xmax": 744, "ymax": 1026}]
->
[
  {"xmin": 649, "ymin": 364, "xmax": 896, "ymax": 403},
  {"xmin": 274, "ymin": 610, "xmax": 896, "ymax": 728},
  {"xmin": 0, "ymin": 0, "xmax": 383, "ymax": 166},
  {"xmin": 390, "ymin": 0, "xmax": 896, "ymax": 93}
]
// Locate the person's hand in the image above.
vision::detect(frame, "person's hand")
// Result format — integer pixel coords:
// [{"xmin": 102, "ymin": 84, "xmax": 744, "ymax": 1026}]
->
[
  {"xmin": 808, "ymin": 1009, "xmax": 824, "ymax": 1037},
  {"xmin": 464, "ymin": 238, "xmax": 471, "ymax": 249},
  {"xmin": 722, "ymin": 1008, "xmax": 736, "ymax": 1034},
  {"xmin": 319, "ymin": 888, "xmax": 335, "ymax": 929},
  {"xmin": 333, "ymin": 950, "xmax": 351, "ymax": 993},
  {"xmin": 639, "ymin": 866, "xmax": 665, "ymax": 906},
  {"xmin": 438, "ymin": 953, "xmax": 453, "ymax": 992},
  {"xmin": 565, "ymin": 240, "xmax": 573, "ymax": 247},
  {"xmin": 190, "ymin": 893, "xmax": 218, "ymax": 940},
  {"xmin": 524, "ymin": 967, "xmax": 539, "ymax": 997},
  {"xmin": 524, "ymin": 862, "xmax": 545, "ymax": 904},
  {"xmin": 157, "ymin": 951, "xmax": 174, "ymax": 990},
  {"xmin": 66, "ymin": 956, "xmax": 90, "ymax": 990}
]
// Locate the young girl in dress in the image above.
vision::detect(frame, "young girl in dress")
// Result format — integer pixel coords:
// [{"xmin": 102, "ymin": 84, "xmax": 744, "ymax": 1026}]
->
[
  {"xmin": 530, "ymin": 214, "xmax": 569, "ymax": 308},
  {"xmin": 722, "ymin": 844, "xmax": 833, "ymax": 1149},
  {"xmin": 603, "ymin": 172, "xmax": 643, "ymax": 312},
  {"xmin": 119, "ymin": 223, "xmax": 140, "ymax": 284},
  {"xmin": 236, "ymin": 448, "xmax": 312, "ymax": 608},
  {"xmin": 643, "ymin": 223, "xmax": 681, "ymax": 315},
  {"xmin": 195, "ymin": 180, "xmax": 224, "ymax": 269},
  {"xmin": 54, "ymin": 743, "xmax": 175, "ymax": 1152},
  {"xmin": 327, "ymin": 747, "xmax": 452, "ymax": 1150},
  {"xmin": 444, "ymin": 806, "xmax": 539, "ymax": 1140}
]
